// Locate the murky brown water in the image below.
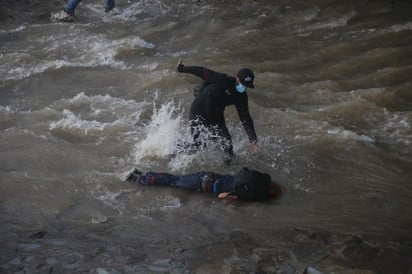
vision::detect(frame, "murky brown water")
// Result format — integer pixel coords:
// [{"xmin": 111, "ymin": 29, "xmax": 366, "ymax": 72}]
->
[{"xmin": 1, "ymin": 0, "xmax": 412, "ymax": 273}]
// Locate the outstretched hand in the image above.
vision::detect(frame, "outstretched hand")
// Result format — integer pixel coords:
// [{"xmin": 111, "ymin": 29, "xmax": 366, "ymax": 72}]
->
[{"xmin": 218, "ymin": 192, "xmax": 238, "ymax": 200}]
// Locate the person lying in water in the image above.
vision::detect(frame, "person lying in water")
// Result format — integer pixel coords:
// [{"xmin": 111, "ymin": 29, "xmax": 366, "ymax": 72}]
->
[{"xmin": 125, "ymin": 167, "xmax": 281, "ymax": 202}]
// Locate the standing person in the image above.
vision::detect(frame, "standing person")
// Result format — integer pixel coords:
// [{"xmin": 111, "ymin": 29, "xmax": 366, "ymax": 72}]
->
[
  {"xmin": 125, "ymin": 167, "xmax": 281, "ymax": 202},
  {"xmin": 176, "ymin": 59, "xmax": 258, "ymax": 163},
  {"xmin": 51, "ymin": 0, "xmax": 116, "ymax": 22}
]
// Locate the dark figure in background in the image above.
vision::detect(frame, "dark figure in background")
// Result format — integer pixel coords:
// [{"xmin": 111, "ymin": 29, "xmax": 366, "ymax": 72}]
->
[
  {"xmin": 51, "ymin": 0, "xmax": 116, "ymax": 22},
  {"xmin": 176, "ymin": 59, "xmax": 258, "ymax": 163},
  {"xmin": 126, "ymin": 167, "xmax": 281, "ymax": 202}
]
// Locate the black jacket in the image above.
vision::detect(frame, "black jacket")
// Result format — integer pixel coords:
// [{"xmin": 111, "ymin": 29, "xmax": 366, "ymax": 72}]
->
[{"xmin": 177, "ymin": 64, "xmax": 257, "ymax": 142}]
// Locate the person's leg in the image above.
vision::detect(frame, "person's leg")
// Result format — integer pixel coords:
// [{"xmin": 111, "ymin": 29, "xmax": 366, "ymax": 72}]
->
[
  {"xmin": 140, "ymin": 172, "xmax": 179, "ymax": 186},
  {"xmin": 189, "ymin": 94, "xmax": 210, "ymax": 150},
  {"xmin": 216, "ymin": 122, "xmax": 233, "ymax": 156},
  {"xmin": 140, "ymin": 171, "xmax": 211, "ymax": 193},
  {"xmin": 64, "ymin": 0, "xmax": 82, "ymax": 15},
  {"xmin": 105, "ymin": 0, "xmax": 116, "ymax": 12},
  {"xmin": 189, "ymin": 117, "xmax": 207, "ymax": 149},
  {"xmin": 212, "ymin": 117, "xmax": 234, "ymax": 164}
]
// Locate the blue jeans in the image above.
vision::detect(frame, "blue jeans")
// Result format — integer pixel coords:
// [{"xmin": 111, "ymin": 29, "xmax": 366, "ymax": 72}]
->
[
  {"xmin": 141, "ymin": 171, "xmax": 235, "ymax": 193},
  {"xmin": 64, "ymin": 0, "xmax": 115, "ymax": 15}
]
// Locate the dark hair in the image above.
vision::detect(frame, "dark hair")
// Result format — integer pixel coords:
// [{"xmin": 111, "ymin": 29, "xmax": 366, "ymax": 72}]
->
[{"xmin": 232, "ymin": 167, "xmax": 271, "ymax": 201}]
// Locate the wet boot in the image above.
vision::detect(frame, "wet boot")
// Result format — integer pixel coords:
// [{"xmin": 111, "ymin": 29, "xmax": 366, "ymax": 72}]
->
[
  {"xmin": 50, "ymin": 9, "xmax": 75, "ymax": 22},
  {"xmin": 125, "ymin": 168, "xmax": 143, "ymax": 183}
]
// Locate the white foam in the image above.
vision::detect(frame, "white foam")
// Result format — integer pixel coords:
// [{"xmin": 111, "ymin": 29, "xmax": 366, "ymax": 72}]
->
[
  {"xmin": 378, "ymin": 111, "xmax": 411, "ymax": 147},
  {"xmin": 0, "ymin": 105, "xmax": 13, "ymax": 113},
  {"xmin": 46, "ymin": 32, "xmax": 155, "ymax": 68},
  {"xmin": 327, "ymin": 128, "xmax": 374, "ymax": 143},
  {"xmin": 390, "ymin": 22, "xmax": 412, "ymax": 32},
  {"xmin": 346, "ymin": 22, "xmax": 412, "ymax": 41},
  {"xmin": 159, "ymin": 197, "xmax": 181, "ymax": 211},
  {"xmin": 0, "ymin": 24, "xmax": 27, "ymax": 34},
  {"xmin": 49, "ymin": 92, "xmax": 145, "ymax": 138},
  {"xmin": 168, "ymin": 153, "xmax": 197, "ymax": 172},
  {"xmin": 0, "ymin": 26, "xmax": 155, "ymax": 81},
  {"xmin": 130, "ymin": 98, "xmax": 235, "ymax": 170},
  {"xmin": 91, "ymin": 214, "xmax": 108, "ymax": 224},
  {"xmin": 82, "ymin": 0, "xmax": 171, "ymax": 22},
  {"xmin": 294, "ymin": 11, "xmax": 356, "ymax": 33},
  {"xmin": 50, "ymin": 109, "xmax": 114, "ymax": 136},
  {"xmin": 132, "ymin": 100, "xmax": 185, "ymax": 163},
  {"xmin": 91, "ymin": 188, "xmax": 126, "ymax": 214}
]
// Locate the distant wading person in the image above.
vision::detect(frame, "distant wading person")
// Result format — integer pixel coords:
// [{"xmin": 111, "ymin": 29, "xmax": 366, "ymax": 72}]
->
[
  {"xmin": 51, "ymin": 0, "xmax": 116, "ymax": 22},
  {"xmin": 176, "ymin": 59, "xmax": 258, "ymax": 164}
]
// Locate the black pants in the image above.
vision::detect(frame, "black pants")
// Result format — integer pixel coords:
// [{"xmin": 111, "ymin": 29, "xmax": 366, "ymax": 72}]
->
[{"xmin": 189, "ymin": 83, "xmax": 233, "ymax": 158}]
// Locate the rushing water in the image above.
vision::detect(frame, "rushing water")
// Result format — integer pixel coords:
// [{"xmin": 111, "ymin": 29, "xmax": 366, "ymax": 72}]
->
[{"xmin": 1, "ymin": 0, "xmax": 412, "ymax": 273}]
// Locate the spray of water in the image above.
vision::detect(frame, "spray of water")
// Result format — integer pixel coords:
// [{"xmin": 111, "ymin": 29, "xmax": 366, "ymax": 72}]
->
[{"xmin": 132, "ymin": 100, "xmax": 185, "ymax": 164}]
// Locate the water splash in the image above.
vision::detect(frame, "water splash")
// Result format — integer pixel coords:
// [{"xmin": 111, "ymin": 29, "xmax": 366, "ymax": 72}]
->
[
  {"xmin": 132, "ymin": 100, "xmax": 185, "ymax": 164},
  {"xmin": 101, "ymin": 0, "xmax": 173, "ymax": 21}
]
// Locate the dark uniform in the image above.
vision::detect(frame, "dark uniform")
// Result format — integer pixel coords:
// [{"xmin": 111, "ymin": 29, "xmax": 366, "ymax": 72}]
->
[
  {"xmin": 126, "ymin": 167, "xmax": 281, "ymax": 202},
  {"xmin": 177, "ymin": 64, "xmax": 257, "ymax": 160}
]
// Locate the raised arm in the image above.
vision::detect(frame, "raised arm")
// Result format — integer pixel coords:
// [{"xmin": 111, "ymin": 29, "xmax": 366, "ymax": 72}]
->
[{"xmin": 176, "ymin": 59, "xmax": 227, "ymax": 85}]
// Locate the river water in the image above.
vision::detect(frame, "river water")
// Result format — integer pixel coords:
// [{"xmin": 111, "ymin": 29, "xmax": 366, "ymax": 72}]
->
[{"xmin": 1, "ymin": 0, "xmax": 412, "ymax": 273}]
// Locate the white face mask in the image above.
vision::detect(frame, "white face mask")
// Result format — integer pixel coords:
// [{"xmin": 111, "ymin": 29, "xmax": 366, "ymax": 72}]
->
[{"xmin": 236, "ymin": 82, "xmax": 246, "ymax": 93}]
